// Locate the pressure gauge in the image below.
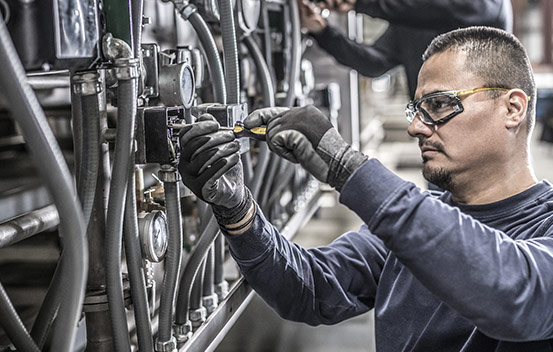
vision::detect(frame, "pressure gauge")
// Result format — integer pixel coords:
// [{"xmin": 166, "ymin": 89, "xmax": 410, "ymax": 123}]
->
[
  {"xmin": 159, "ymin": 62, "xmax": 195, "ymax": 108},
  {"xmin": 138, "ymin": 210, "xmax": 169, "ymax": 262}
]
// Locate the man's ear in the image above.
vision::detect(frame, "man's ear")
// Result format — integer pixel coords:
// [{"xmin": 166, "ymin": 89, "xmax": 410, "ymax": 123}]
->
[{"xmin": 504, "ymin": 89, "xmax": 528, "ymax": 130}]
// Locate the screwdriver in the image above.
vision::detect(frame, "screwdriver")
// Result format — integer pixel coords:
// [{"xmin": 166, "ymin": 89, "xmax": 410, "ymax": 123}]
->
[{"xmin": 221, "ymin": 121, "xmax": 267, "ymax": 141}]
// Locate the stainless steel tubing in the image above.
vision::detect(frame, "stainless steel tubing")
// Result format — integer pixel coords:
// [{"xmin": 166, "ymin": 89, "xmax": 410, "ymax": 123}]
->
[{"xmin": 0, "ymin": 205, "xmax": 59, "ymax": 248}]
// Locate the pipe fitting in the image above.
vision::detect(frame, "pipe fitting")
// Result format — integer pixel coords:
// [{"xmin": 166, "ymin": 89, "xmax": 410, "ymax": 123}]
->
[
  {"xmin": 102, "ymin": 33, "xmax": 133, "ymax": 62},
  {"xmin": 215, "ymin": 281, "xmax": 229, "ymax": 301},
  {"xmin": 72, "ymin": 72, "xmax": 103, "ymax": 96},
  {"xmin": 173, "ymin": 321, "xmax": 193, "ymax": 343},
  {"xmin": 189, "ymin": 306, "xmax": 207, "ymax": 329},
  {"xmin": 158, "ymin": 166, "xmax": 180, "ymax": 183},
  {"xmin": 155, "ymin": 336, "xmax": 178, "ymax": 352},
  {"xmin": 202, "ymin": 293, "xmax": 219, "ymax": 315}
]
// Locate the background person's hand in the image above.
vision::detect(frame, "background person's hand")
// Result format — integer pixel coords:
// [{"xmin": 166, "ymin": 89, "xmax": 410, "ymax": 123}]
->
[
  {"xmin": 319, "ymin": 0, "xmax": 355, "ymax": 13},
  {"xmin": 178, "ymin": 114, "xmax": 253, "ymax": 225},
  {"xmin": 244, "ymin": 106, "xmax": 368, "ymax": 191},
  {"xmin": 297, "ymin": 0, "xmax": 327, "ymax": 34}
]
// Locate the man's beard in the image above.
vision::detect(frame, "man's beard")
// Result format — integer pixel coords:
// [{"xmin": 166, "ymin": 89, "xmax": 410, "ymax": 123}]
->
[{"xmin": 422, "ymin": 164, "xmax": 454, "ymax": 191}]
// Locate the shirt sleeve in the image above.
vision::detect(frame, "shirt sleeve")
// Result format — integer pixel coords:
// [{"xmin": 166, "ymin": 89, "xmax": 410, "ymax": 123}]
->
[
  {"xmin": 310, "ymin": 25, "xmax": 399, "ymax": 78},
  {"xmin": 224, "ymin": 204, "xmax": 388, "ymax": 325},
  {"xmin": 339, "ymin": 159, "xmax": 553, "ymax": 341},
  {"xmin": 354, "ymin": 0, "xmax": 508, "ymax": 31}
]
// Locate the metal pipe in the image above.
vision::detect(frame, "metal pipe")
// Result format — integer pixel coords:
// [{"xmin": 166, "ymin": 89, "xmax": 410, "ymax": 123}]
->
[
  {"xmin": 0, "ymin": 205, "xmax": 59, "ymax": 248},
  {"xmin": 27, "ymin": 74, "xmax": 70, "ymax": 90},
  {"xmin": 0, "ymin": 19, "xmax": 87, "ymax": 352}
]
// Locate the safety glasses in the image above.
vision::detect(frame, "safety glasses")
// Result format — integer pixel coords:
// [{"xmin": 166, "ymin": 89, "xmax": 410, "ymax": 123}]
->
[{"xmin": 405, "ymin": 87, "xmax": 512, "ymax": 126}]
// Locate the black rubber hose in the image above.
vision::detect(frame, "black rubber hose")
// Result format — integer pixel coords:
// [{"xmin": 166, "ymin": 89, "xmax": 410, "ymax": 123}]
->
[
  {"xmin": 175, "ymin": 216, "xmax": 219, "ymax": 324},
  {"xmin": 214, "ymin": 234, "xmax": 225, "ymax": 286},
  {"xmin": 186, "ymin": 10, "xmax": 227, "ymax": 104},
  {"xmin": 190, "ymin": 258, "xmax": 207, "ymax": 310},
  {"xmin": 202, "ymin": 246, "xmax": 215, "ymax": 296},
  {"xmin": 266, "ymin": 162, "xmax": 295, "ymax": 208},
  {"xmin": 259, "ymin": 155, "xmax": 279, "ymax": 210},
  {"xmin": 243, "ymin": 35, "xmax": 275, "ymax": 107},
  {"xmin": 132, "ymin": 0, "xmax": 144, "ymax": 59},
  {"xmin": 79, "ymin": 93, "xmax": 101, "ymax": 225},
  {"xmin": 243, "ymin": 35, "xmax": 274, "ymax": 199},
  {"xmin": 105, "ymin": 78, "xmax": 137, "ymax": 352},
  {"xmin": 30, "ymin": 256, "xmax": 64, "ymax": 349},
  {"xmin": 0, "ymin": 20, "xmax": 87, "ymax": 352},
  {"xmin": 216, "ymin": 0, "xmax": 240, "ymax": 103},
  {"xmin": 158, "ymin": 176, "xmax": 183, "ymax": 342},
  {"xmin": 123, "ymin": 167, "xmax": 154, "ymax": 352},
  {"xmin": 284, "ymin": 0, "xmax": 301, "ymax": 107},
  {"xmin": 0, "ymin": 283, "xmax": 40, "ymax": 352},
  {"xmin": 259, "ymin": 0, "xmax": 273, "ymax": 73}
]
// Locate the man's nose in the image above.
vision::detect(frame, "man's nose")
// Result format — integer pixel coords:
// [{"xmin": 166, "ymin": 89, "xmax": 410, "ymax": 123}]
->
[{"xmin": 407, "ymin": 114, "xmax": 434, "ymax": 138}]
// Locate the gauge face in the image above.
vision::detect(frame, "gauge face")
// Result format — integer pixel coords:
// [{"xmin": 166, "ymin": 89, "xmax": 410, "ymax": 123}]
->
[
  {"xmin": 179, "ymin": 64, "xmax": 195, "ymax": 109},
  {"xmin": 139, "ymin": 210, "xmax": 169, "ymax": 262},
  {"xmin": 152, "ymin": 213, "xmax": 169, "ymax": 259}
]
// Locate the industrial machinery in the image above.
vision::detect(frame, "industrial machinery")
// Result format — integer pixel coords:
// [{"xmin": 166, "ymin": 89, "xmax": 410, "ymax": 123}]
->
[{"xmin": 0, "ymin": 0, "xmax": 357, "ymax": 350}]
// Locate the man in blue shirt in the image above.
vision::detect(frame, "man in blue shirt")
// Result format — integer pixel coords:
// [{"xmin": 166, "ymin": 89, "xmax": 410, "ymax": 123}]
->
[{"xmin": 178, "ymin": 26, "xmax": 553, "ymax": 350}]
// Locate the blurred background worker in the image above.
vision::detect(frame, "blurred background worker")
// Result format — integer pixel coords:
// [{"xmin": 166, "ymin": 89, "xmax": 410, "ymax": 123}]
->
[{"xmin": 298, "ymin": 0, "xmax": 513, "ymax": 98}]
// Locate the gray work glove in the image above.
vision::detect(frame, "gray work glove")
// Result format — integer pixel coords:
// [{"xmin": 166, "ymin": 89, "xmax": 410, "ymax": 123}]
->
[
  {"xmin": 244, "ymin": 106, "xmax": 368, "ymax": 191},
  {"xmin": 178, "ymin": 114, "xmax": 253, "ymax": 225}
]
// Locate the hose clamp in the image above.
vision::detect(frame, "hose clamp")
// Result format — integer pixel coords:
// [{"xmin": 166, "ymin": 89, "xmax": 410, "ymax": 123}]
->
[
  {"xmin": 178, "ymin": 3, "xmax": 197, "ymax": 20},
  {"xmin": 215, "ymin": 281, "xmax": 229, "ymax": 300},
  {"xmin": 189, "ymin": 306, "xmax": 207, "ymax": 329},
  {"xmin": 72, "ymin": 72, "xmax": 103, "ymax": 96},
  {"xmin": 155, "ymin": 336, "xmax": 178, "ymax": 352},
  {"xmin": 173, "ymin": 321, "xmax": 193, "ymax": 343},
  {"xmin": 114, "ymin": 58, "xmax": 140, "ymax": 80},
  {"xmin": 158, "ymin": 165, "xmax": 180, "ymax": 183},
  {"xmin": 202, "ymin": 293, "xmax": 219, "ymax": 314}
]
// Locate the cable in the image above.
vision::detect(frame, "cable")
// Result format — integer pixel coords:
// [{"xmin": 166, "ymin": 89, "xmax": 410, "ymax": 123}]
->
[{"xmin": 0, "ymin": 19, "xmax": 87, "ymax": 352}]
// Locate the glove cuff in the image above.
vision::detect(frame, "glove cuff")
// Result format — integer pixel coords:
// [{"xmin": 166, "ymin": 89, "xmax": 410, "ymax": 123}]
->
[
  {"xmin": 327, "ymin": 145, "xmax": 368, "ymax": 191},
  {"xmin": 212, "ymin": 187, "xmax": 254, "ymax": 226}
]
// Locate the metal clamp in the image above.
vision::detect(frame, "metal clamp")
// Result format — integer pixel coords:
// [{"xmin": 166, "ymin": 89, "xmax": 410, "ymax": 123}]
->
[
  {"xmin": 72, "ymin": 72, "xmax": 103, "ymax": 96},
  {"xmin": 202, "ymin": 293, "xmax": 219, "ymax": 315},
  {"xmin": 113, "ymin": 58, "xmax": 140, "ymax": 81},
  {"xmin": 174, "ymin": 321, "xmax": 193, "ymax": 343},
  {"xmin": 189, "ymin": 306, "xmax": 207, "ymax": 329},
  {"xmin": 155, "ymin": 336, "xmax": 178, "ymax": 352},
  {"xmin": 158, "ymin": 165, "xmax": 180, "ymax": 183},
  {"xmin": 215, "ymin": 281, "xmax": 229, "ymax": 301}
]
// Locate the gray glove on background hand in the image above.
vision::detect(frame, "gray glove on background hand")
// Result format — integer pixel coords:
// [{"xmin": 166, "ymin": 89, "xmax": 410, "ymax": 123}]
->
[
  {"xmin": 178, "ymin": 114, "xmax": 253, "ymax": 225},
  {"xmin": 245, "ymin": 105, "xmax": 368, "ymax": 191}
]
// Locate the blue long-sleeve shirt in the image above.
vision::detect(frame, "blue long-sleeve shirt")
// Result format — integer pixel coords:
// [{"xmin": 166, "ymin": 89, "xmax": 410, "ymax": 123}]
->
[{"xmin": 225, "ymin": 159, "xmax": 553, "ymax": 351}]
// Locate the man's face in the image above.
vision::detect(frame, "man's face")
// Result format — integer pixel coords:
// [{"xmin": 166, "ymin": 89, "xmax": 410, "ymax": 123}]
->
[{"xmin": 407, "ymin": 50, "xmax": 508, "ymax": 192}]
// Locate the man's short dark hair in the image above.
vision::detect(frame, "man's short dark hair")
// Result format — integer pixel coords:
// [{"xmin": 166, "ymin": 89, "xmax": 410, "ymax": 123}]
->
[{"xmin": 423, "ymin": 26, "xmax": 536, "ymax": 132}]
